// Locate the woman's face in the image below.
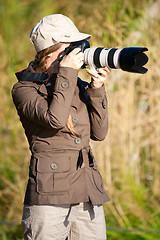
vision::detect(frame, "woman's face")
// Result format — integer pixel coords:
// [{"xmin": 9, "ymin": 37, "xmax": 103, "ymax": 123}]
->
[{"xmin": 46, "ymin": 43, "xmax": 70, "ymax": 75}]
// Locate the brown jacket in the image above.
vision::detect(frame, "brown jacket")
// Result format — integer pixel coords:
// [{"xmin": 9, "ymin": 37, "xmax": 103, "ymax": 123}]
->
[{"xmin": 12, "ymin": 65, "xmax": 110, "ymax": 206}]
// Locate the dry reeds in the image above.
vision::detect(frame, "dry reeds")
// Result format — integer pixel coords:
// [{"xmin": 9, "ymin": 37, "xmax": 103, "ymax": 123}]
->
[
  {"xmin": 90, "ymin": 0, "xmax": 160, "ymax": 227},
  {"xmin": 0, "ymin": 0, "xmax": 160, "ymax": 237}
]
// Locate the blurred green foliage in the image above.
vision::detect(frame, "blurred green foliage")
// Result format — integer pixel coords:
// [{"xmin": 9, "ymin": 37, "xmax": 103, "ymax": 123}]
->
[{"xmin": 0, "ymin": 0, "xmax": 160, "ymax": 239}]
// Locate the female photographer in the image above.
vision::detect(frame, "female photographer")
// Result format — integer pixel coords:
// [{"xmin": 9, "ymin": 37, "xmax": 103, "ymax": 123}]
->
[{"xmin": 12, "ymin": 14, "xmax": 110, "ymax": 240}]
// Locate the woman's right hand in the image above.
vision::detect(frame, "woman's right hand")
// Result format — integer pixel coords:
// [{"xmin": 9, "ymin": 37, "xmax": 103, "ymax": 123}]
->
[{"xmin": 59, "ymin": 48, "xmax": 84, "ymax": 70}]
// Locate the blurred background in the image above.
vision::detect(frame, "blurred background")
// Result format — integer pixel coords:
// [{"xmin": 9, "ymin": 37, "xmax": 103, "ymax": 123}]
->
[{"xmin": 0, "ymin": 0, "xmax": 160, "ymax": 239}]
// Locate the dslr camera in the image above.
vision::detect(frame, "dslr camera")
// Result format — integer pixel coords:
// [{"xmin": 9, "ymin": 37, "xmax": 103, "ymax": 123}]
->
[{"xmin": 62, "ymin": 40, "xmax": 148, "ymax": 74}]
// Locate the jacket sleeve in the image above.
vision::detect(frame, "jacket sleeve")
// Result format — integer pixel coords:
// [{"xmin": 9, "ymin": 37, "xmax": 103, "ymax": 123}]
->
[
  {"xmin": 12, "ymin": 67, "xmax": 78, "ymax": 129},
  {"xmin": 87, "ymin": 84, "xmax": 108, "ymax": 141}
]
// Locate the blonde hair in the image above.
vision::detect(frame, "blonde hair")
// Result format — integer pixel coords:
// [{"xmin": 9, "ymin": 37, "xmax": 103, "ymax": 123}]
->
[{"xmin": 33, "ymin": 44, "xmax": 79, "ymax": 136}]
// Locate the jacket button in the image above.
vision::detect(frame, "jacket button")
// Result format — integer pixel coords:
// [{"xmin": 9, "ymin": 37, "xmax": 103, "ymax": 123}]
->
[
  {"xmin": 102, "ymin": 98, "xmax": 107, "ymax": 109},
  {"xmin": 72, "ymin": 116, "xmax": 78, "ymax": 123},
  {"xmin": 61, "ymin": 82, "xmax": 69, "ymax": 88},
  {"xmin": 75, "ymin": 138, "xmax": 81, "ymax": 144},
  {"xmin": 50, "ymin": 163, "xmax": 57, "ymax": 170}
]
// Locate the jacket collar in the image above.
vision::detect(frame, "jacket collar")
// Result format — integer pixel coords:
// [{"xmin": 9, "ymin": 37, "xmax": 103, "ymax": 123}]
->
[
  {"xmin": 15, "ymin": 62, "xmax": 50, "ymax": 84},
  {"xmin": 15, "ymin": 63, "xmax": 89, "ymax": 89}
]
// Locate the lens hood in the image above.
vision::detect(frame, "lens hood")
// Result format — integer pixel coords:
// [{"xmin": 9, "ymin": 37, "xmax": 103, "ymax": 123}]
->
[{"xmin": 119, "ymin": 47, "xmax": 148, "ymax": 74}]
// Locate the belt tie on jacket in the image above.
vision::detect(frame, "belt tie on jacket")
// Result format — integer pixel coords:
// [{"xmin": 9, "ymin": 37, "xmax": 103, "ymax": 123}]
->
[{"xmin": 76, "ymin": 148, "xmax": 94, "ymax": 169}]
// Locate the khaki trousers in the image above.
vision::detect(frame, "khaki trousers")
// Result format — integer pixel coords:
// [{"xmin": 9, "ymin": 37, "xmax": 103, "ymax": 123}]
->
[{"xmin": 22, "ymin": 202, "xmax": 107, "ymax": 240}]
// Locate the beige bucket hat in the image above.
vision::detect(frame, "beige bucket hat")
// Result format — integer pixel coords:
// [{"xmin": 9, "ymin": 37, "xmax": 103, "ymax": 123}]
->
[{"xmin": 30, "ymin": 14, "xmax": 91, "ymax": 52}]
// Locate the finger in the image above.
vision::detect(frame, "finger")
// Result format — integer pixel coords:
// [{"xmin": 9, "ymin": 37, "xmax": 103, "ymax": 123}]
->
[
  {"xmin": 97, "ymin": 67, "xmax": 110, "ymax": 75},
  {"xmin": 104, "ymin": 66, "xmax": 111, "ymax": 73},
  {"xmin": 97, "ymin": 68, "xmax": 106, "ymax": 76},
  {"xmin": 70, "ymin": 47, "xmax": 82, "ymax": 55},
  {"xmin": 70, "ymin": 49, "xmax": 84, "ymax": 62},
  {"xmin": 86, "ymin": 69, "xmax": 99, "ymax": 78},
  {"xmin": 79, "ymin": 53, "xmax": 84, "ymax": 61}
]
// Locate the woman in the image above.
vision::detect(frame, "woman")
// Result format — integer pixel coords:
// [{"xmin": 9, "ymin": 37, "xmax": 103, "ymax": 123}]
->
[{"xmin": 12, "ymin": 14, "xmax": 110, "ymax": 240}]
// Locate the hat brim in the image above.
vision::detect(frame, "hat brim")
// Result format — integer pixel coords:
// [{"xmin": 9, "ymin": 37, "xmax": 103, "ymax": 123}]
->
[{"xmin": 59, "ymin": 33, "xmax": 91, "ymax": 43}]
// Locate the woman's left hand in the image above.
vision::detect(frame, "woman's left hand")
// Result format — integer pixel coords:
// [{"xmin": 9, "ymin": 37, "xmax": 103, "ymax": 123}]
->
[{"xmin": 86, "ymin": 66, "xmax": 110, "ymax": 88}]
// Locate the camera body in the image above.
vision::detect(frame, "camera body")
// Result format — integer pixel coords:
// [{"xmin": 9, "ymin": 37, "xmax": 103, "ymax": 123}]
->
[{"xmin": 63, "ymin": 40, "xmax": 148, "ymax": 74}]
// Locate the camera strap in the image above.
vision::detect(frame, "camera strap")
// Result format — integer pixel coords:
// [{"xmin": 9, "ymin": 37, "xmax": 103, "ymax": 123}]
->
[{"xmin": 77, "ymin": 78, "xmax": 91, "ymax": 111}]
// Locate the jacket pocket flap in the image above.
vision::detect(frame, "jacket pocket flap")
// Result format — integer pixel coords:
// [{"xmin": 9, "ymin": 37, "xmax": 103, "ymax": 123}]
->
[{"xmin": 37, "ymin": 156, "xmax": 70, "ymax": 173}]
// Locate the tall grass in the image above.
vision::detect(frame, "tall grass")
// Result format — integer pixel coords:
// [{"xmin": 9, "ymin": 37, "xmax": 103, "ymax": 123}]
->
[{"xmin": 0, "ymin": 0, "xmax": 160, "ymax": 239}]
